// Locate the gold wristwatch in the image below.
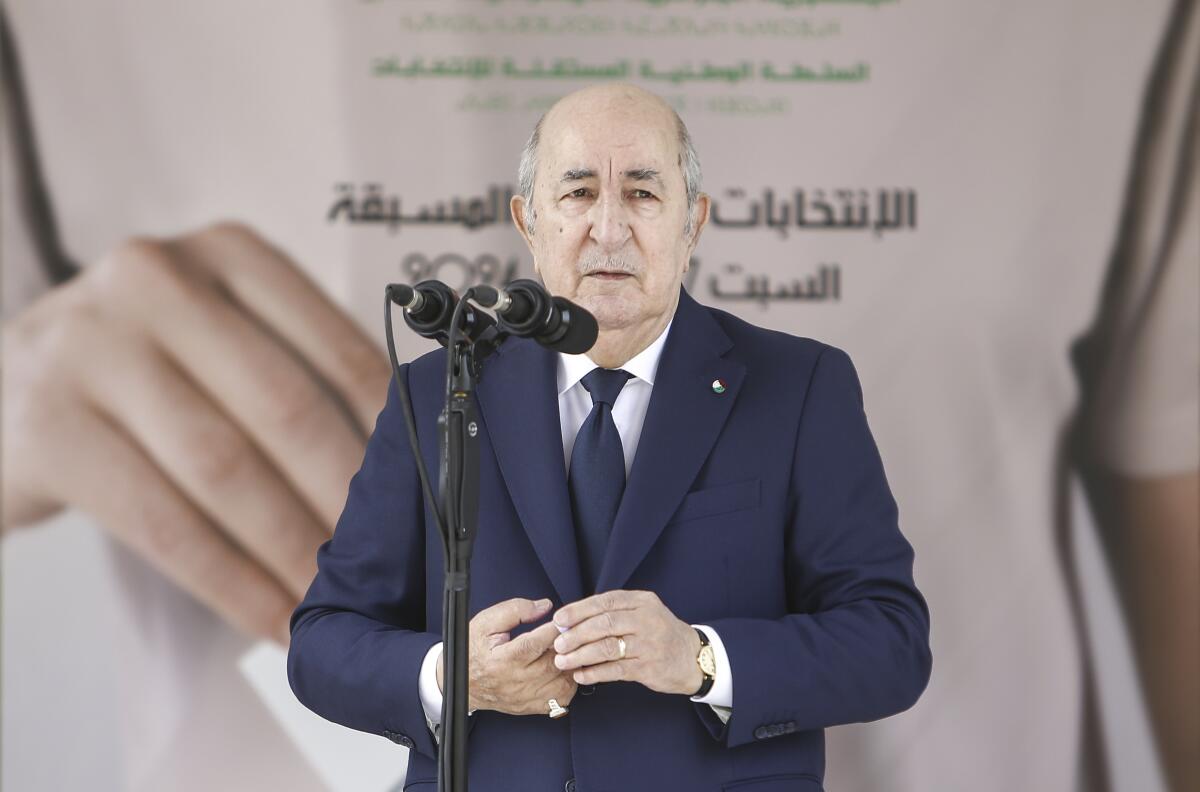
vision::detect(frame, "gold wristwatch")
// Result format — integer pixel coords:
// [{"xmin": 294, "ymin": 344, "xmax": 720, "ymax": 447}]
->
[{"xmin": 693, "ymin": 628, "xmax": 716, "ymax": 697}]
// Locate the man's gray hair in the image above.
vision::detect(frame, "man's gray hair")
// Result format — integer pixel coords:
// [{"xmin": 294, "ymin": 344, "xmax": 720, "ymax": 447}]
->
[{"xmin": 517, "ymin": 107, "xmax": 703, "ymax": 236}]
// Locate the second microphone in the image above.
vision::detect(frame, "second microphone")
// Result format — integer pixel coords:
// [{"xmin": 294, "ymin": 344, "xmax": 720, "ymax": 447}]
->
[{"xmin": 472, "ymin": 279, "xmax": 597, "ymax": 355}]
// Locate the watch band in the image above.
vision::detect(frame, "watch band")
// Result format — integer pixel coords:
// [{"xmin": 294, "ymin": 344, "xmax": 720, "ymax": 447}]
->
[{"xmin": 692, "ymin": 627, "xmax": 715, "ymax": 698}]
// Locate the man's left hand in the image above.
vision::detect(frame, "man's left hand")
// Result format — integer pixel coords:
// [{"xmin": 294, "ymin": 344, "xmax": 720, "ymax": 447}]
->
[{"xmin": 552, "ymin": 590, "xmax": 703, "ymax": 696}]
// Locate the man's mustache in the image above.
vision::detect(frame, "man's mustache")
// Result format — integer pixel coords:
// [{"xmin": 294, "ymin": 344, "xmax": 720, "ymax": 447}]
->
[{"xmin": 578, "ymin": 252, "xmax": 640, "ymax": 275}]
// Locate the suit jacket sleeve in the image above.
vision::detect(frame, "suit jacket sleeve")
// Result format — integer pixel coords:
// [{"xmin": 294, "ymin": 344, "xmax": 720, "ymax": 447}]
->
[
  {"xmin": 697, "ymin": 345, "xmax": 932, "ymax": 748},
  {"xmin": 287, "ymin": 366, "xmax": 444, "ymax": 760}
]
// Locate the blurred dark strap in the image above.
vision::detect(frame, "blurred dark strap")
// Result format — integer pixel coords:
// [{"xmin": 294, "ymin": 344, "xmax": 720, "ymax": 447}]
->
[{"xmin": 1, "ymin": 6, "xmax": 80, "ymax": 286}]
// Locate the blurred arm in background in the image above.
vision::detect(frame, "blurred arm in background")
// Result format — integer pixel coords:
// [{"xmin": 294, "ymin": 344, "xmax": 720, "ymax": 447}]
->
[
  {"xmin": 1086, "ymin": 471, "xmax": 1198, "ymax": 792},
  {"xmin": 1072, "ymin": 3, "xmax": 1199, "ymax": 790}
]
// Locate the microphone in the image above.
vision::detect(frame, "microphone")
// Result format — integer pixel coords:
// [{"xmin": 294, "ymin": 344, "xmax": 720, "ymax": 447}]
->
[
  {"xmin": 473, "ymin": 279, "xmax": 598, "ymax": 354},
  {"xmin": 387, "ymin": 280, "xmax": 494, "ymax": 346}
]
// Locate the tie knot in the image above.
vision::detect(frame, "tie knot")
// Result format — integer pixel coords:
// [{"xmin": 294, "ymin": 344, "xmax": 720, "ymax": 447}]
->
[{"xmin": 581, "ymin": 368, "xmax": 632, "ymax": 407}]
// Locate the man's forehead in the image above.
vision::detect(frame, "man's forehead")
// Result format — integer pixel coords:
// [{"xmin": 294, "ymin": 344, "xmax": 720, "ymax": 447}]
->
[{"xmin": 540, "ymin": 119, "xmax": 677, "ymax": 181}]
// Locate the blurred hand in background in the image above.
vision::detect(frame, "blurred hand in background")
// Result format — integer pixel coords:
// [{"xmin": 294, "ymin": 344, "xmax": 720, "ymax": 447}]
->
[{"xmin": 2, "ymin": 221, "xmax": 389, "ymax": 644}]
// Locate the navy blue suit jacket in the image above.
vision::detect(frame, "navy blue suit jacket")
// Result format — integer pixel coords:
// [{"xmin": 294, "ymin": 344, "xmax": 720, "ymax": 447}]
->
[{"xmin": 289, "ymin": 288, "xmax": 931, "ymax": 792}]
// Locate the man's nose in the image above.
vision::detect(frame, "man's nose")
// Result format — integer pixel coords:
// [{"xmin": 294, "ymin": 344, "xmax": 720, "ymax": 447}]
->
[{"xmin": 587, "ymin": 190, "xmax": 632, "ymax": 251}]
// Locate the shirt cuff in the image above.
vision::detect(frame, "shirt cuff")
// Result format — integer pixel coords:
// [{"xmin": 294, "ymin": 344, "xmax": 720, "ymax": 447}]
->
[
  {"xmin": 419, "ymin": 641, "xmax": 444, "ymax": 727},
  {"xmin": 689, "ymin": 624, "xmax": 732, "ymax": 720}
]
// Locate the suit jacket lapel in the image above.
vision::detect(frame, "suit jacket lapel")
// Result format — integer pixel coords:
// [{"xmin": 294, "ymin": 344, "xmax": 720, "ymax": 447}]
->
[
  {"xmin": 476, "ymin": 339, "xmax": 585, "ymax": 605},
  {"xmin": 596, "ymin": 289, "xmax": 746, "ymax": 593}
]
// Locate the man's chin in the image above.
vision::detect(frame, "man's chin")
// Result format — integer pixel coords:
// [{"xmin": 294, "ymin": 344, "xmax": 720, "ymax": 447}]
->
[{"xmin": 577, "ymin": 294, "xmax": 641, "ymax": 330}]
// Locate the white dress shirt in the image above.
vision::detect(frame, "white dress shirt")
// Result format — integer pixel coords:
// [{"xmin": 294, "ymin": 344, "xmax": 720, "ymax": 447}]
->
[{"xmin": 419, "ymin": 319, "xmax": 733, "ymax": 728}]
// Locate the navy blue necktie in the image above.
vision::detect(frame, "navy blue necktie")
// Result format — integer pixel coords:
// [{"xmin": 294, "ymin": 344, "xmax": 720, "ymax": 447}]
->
[{"xmin": 568, "ymin": 367, "xmax": 633, "ymax": 593}]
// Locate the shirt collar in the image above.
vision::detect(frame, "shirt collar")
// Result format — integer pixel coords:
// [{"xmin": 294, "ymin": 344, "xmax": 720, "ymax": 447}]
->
[{"xmin": 557, "ymin": 318, "xmax": 673, "ymax": 396}]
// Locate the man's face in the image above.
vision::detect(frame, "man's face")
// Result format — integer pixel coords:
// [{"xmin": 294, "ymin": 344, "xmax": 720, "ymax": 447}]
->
[{"xmin": 513, "ymin": 94, "xmax": 706, "ymax": 333}]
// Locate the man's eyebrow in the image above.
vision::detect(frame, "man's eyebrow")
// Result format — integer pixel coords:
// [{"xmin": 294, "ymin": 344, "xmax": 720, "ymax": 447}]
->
[
  {"xmin": 558, "ymin": 167, "xmax": 665, "ymax": 187},
  {"xmin": 623, "ymin": 168, "xmax": 667, "ymax": 192},
  {"xmin": 623, "ymin": 168, "xmax": 662, "ymax": 184},
  {"xmin": 560, "ymin": 168, "xmax": 596, "ymax": 182}
]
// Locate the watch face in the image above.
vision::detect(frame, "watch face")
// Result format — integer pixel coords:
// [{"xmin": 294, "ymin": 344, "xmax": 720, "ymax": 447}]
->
[{"xmin": 698, "ymin": 645, "xmax": 717, "ymax": 677}]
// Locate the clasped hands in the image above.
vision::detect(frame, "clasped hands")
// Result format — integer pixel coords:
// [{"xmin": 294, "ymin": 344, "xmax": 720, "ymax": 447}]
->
[{"xmin": 436, "ymin": 591, "xmax": 704, "ymax": 717}]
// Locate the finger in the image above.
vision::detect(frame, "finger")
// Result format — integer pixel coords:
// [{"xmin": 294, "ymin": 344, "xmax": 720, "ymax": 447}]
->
[
  {"xmin": 75, "ymin": 327, "xmax": 328, "ymax": 597},
  {"xmin": 555, "ymin": 635, "xmax": 631, "ymax": 671},
  {"xmin": 500, "ymin": 620, "xmax": 561, "ymax": 666},
  {"xmin": 169, "ymin": 224, "xmax": 391, "ymax": 433},
  {"xmin": 42, "ymin": 400, "xmax": 297, "ymax": 644},
  {"xmin": 553, "ymin": 590, "xmax": 641, "ymax": 631},
  {"xmin": 94, "ymin": 240, "xmax": 369, "ymax": 527},
  {"xmin": 473, "ymin": 597, "xmax": 553, "ymax": 637},
  {"xmin": 571, "ymin": 660, "xmax": 633, "ymax": 686},
  {"xmin": 528, "ymin": 645, "xmax": 564, "ymax": 677},
  {"xmin": 553, "ymin": 610, "xmax": 636, "ymax": 654}
]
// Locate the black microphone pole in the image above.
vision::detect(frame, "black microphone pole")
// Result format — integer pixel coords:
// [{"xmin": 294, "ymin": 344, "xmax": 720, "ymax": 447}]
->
[
  {"xmin": 436, "ymin": 288, "xmax": 482, "ymax": 792},
  {"xmin": 386, "ymin": 283, "xmax": 491, "ymax": 792}
]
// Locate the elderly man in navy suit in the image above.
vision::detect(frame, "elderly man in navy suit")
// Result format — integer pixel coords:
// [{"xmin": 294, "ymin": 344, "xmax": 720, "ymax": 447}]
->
[{"xmin": 288, "ymin": 83, "xmax": 932, "ymax": 792}]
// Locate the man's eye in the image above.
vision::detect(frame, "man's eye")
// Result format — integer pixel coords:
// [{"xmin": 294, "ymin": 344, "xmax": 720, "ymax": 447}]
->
[
  {"xmin": 630, "ymin": 189, "xmax": 656, "ymax": 200},
  {"xmin": 564, "ymin": 187, "xmax": 590, "ymax": 199}
]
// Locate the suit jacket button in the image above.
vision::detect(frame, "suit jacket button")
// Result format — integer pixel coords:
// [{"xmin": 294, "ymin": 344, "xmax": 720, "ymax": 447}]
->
[
  {"xmin": 564, "ymin": 778, "xmax": 577, "ymax": 792},
  {"xmin": 753, "ymin": 726, "xmax": 769, "ymax": 740},
  {"xmin": 580, "ymin": 684, "xmax": 596, "ymax": 696}
]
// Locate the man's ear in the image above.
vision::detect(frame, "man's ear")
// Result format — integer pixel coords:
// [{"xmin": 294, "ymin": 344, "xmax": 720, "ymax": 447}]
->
[
  {"xmin": 510, "ymin": 195, "xmax": 535, "ymax": 252},
  {"xmin": 686, "ymin": 193, "xmax": 711, "ymax": 255}
]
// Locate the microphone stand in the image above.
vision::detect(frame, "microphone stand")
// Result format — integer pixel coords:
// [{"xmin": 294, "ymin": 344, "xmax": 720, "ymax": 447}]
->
[
  {"xmin": 385, "ymin": 285, "xmax": 504, "ymax": 792},
  {"xmin": 437, "ymin": 290, "xmax": 481, "ymax": 792}
]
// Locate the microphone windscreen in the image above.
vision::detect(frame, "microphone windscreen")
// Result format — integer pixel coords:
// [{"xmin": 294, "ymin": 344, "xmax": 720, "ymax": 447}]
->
[{"xmin": 543, "ymin": 297, "xmax": 598, "ymax": 354}]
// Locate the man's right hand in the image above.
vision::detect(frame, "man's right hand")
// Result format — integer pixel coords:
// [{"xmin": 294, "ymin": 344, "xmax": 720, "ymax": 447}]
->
[
  {"xmin": 1, "ymin": 222, "xmax": 391, "ymax": 645},
  {"xmin": 436, "ymin": 597, "xmax": 577, "ymax": 716}
]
